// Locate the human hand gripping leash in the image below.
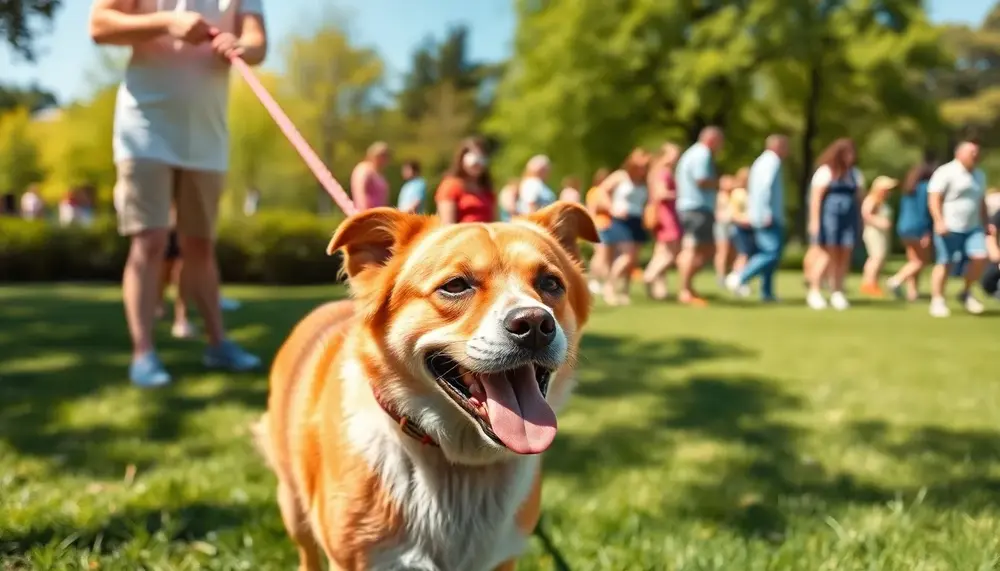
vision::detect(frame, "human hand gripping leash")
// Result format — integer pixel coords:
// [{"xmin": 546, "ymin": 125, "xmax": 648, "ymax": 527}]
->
[{"xmin": 210, "ymin": 28, "xmax": 358, "ymax": 217}]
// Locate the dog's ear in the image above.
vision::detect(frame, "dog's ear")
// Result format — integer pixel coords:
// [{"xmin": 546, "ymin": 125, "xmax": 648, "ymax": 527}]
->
[
  {"xmin": 523, "ymin": 201, "xmax": 600, "ymax": 262},
  {"xmin": 327, "ymin": 207, "xmax": 429, "ymax": 279}
]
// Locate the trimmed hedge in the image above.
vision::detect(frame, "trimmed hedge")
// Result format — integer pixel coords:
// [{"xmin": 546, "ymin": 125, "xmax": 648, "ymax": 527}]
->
[
  {"xmin": 0, "ymin": 212, "xmax": 810, "ymax": 283},
  {"xmin": 0, "ymin": 212, "xmax": 346, "ymax": 284}
]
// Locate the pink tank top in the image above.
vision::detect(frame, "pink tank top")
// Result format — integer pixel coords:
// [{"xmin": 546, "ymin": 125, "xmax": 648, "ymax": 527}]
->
[{"xmin": 351, "ymin": 162, "xmax": 389, "ymax": 210}]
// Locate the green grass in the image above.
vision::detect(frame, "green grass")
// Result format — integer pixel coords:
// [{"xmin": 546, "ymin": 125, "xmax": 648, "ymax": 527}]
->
[{"xmin": 1, "ymin": 276, "xmax": 999, "ymax": 570}]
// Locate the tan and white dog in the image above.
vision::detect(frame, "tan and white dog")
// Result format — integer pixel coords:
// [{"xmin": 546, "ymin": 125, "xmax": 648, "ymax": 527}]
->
[{"xmin": 255, "ymin": 202, "xmax": 598, "ymax": 570}]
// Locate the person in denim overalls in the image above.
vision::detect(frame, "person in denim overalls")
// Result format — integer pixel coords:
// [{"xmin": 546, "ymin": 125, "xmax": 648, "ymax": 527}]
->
[{"xmin": 806, "ymin": 138, "xmax": 864, "ymax": 311}]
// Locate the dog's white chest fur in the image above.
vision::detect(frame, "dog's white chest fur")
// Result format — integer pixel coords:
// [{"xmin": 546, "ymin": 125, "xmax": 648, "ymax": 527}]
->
[{"xmin": 346, "ymin": 404, "xmax": 539, "ymax": 571}]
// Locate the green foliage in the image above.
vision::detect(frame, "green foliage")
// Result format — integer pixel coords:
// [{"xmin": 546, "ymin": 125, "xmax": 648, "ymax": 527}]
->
[
  {"xmin": 0, "ymin": 211, "xmax": 346, "ymax": 284},
  {"xmin": 0, "ymin": 0, "xmax": 62, "ymax": 61},
  {"xmin": 0, "ymin": 82, "xmax": 57, "ymax": 112},
  {"xmin": 0, "ymin": 106, "xmax": 42, "ymax": 192},
  {"xmin": 3, "ymin": 279, "xmax": 1000, "ymax": 569}
]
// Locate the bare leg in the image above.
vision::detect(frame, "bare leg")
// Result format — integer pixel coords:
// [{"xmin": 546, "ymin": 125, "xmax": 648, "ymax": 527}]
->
[
  {"xmin": 123, "ymin": 229, "xmax": 169, "ymax": 358},
  {"xmin": 608, "ymin": 242, "xmax": 638, "ymax": 304},
  {"xmin": 714, "ymin": 237, "xmax": 731, "ymax": 283},
  {"xmin": 178, "ymin": 235, "xmax": 225, "ymax": 346}
]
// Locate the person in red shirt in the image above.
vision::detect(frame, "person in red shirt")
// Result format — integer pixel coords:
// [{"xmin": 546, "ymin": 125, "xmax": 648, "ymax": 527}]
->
[{"xmin": 435, "ymin": 137, "xmax": 496, "ymax": 224}]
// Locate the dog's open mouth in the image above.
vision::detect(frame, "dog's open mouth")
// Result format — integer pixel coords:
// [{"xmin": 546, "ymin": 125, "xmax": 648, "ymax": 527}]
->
[{"xmin": 425, "ymin": 352, "xmax": 557, "ymax": 455}]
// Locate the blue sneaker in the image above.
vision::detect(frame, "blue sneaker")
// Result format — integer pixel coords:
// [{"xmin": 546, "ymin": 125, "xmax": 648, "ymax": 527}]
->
[
  {"xmin": 204, "ymin": 340, "xmax": 261, "ymax": 372},
  {"xmin": 130, "ymin": 352, "xmax": 172, "ymax": 388}
]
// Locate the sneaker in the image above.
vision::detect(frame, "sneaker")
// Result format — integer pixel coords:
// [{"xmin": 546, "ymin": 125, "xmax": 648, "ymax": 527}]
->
[
  {"xmin": 806, "ymin": 289, "xmax": 827, "ymax": 310},
  {"xmin": 737, "ymin": 285, "xmax": 751, "ymax": 298},
  {"xmin": 830, "ymin": 291, "xmax": 850, "ymax": 311},
  {"xmin": 724, "ymin": 272, "xmax": 742, "ymax": 294},
  {"xmin": 964, "ymin": 293, "xmax": 985, "ymax": 315},
  {"xmin": 204, "ymin": 339, "xmax": 262, "ymax": 372},
  {"xmin": 929, "ymin": 296, "xmax": 951, "ymax": 318},
  {"xmin": 171, "ymin": 321, "xmax": 198, "ymax": 340},
  {"xmin": 129, "ymin": 352, "xmax": 172, "ymax": 388}
]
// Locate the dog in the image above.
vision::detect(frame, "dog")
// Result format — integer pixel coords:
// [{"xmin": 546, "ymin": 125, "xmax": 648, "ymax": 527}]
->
[{"xmin": 255, "ymin": 201, "xmax": 599, "ymax": 570}]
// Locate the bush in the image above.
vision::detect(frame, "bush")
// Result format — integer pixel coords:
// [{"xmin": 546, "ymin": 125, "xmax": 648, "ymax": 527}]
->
[
  {"xmin": 0, "ymin": 211, "xmax": 346, "ymax": 284},
  {"xmin": 0, "ymin": 211, "xmax": 812, "ymax": 283}
]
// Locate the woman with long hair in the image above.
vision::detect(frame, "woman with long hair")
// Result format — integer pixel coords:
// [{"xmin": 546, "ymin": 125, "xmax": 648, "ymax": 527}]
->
[
  {"xmin": 350, "ymin": 141, "xmax": 391, "ymax": 211},
  {"xmin": 860, "ymin": 176, "xmax": 899, "ymax": 296},
  {"xmin": 887, "ymin": 157, "xmax": 936, "ymax": 301},
  {"xmin": 435, "ymin": 137, "xmax": 495, "ymax": 224},
  {"xmin": 642, "ymin": 143, "xmax": 682, "ymax": 300},
  {"xmin": 585, "ymin": 168, "xmax": 612, "ymax": 294},
  {"xmin": 594, "ymin": 148, "xmax": 652, "ymax": 305},
  {"xmin": 806, "ymin": 138, "xmax": 864, "ymax": 310}
]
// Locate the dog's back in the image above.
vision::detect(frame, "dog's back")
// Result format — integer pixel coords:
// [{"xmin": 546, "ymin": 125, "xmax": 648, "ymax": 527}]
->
[{"xmin": 254, "ymin": 299, "xmax": 355, "ymax": 491}]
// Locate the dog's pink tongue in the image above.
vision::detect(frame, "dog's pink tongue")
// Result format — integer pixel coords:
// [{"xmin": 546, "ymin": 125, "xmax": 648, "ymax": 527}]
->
[{"xmin": 479, "ymin": 365, "xmax": 557, "ymax": 454}]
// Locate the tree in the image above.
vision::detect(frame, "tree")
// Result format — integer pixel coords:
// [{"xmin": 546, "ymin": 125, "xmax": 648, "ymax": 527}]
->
[
  {"xmin": 1, "ymin": 0, "xmax": 62, "ymax": 61},
  {"xmin": 0, "ymin": 82, "xmax": 57, "ymax": 112},
  {"xmin": 0, "ymin": 106, "xmax": 42, "ymax": 192},
  {"xmin": 487, "ymin": 0, "xmax": 947, "ymax": 235},
  {"xmin": 284, "ymin": 23, "xmax": 386, "ymax": 213}
]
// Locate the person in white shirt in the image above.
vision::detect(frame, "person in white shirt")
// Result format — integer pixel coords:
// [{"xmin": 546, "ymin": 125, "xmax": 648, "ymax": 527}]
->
[
  {"xmin": 517, "ymin": 155, "xmax": 556, "ymax": 214},
  {"xmin": 927, "ymin": 140, "xmax": 990, "ymax": 318},
  {"xmin": 805, "ymin": 138, "xmax": 864, "ymax": 311},
  {"xmin": 90, "ymin": 0, "xmax": 268, "ymax": 387}
]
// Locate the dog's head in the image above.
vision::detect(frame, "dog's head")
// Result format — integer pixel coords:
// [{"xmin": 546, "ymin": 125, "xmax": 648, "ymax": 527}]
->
[{"xmin": 328, "ymin": 202, "xmax": 598, "ymax": 464}]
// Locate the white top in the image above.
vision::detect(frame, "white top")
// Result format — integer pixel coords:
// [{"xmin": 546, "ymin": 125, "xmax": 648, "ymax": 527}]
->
[
  {"xmin": 810, "ymin": 165, "xmax": 866, "ymax": 190},
  {"xmin": 113, "ymin": 0, "xmax": 264, "ymax": 172},
  {"xmin": 612, "ymin": 175, "xmax": 648, "ymax": 218},
  {"xmin": 516, "ymin": 177, "xmax": 556, "ymax": 213},
  {"xmin": 928, "ymin": 159, "xmax": 987, "ymax": 232}
]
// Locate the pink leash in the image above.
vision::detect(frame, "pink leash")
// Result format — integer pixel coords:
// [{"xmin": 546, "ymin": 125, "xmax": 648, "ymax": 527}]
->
[{"xmin": 216, "ymin": 32, "xmax": 358, "ymax": 217}]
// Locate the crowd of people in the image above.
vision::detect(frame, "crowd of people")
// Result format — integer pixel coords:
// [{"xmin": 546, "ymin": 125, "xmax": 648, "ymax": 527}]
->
[
  {"xmin": 350, "ymin": 130, "xmax": 1000, "ymax": 319},
  {"xmin": 5, "ymin": 0, "xmax": 999, "ymax": 390}
]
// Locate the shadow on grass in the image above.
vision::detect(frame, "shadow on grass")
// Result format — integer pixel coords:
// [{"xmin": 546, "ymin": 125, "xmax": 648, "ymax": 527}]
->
[
  {"xmin": 0, "ymin": 500, "xmax": 276, "ymax": 559},
  {"xmin": 0, "ymin": 287, "xmax": 341, "ymax": 478},
  {"xmin": 549, "ymin": 332, "xmax": 1000, "ymax": 542}
]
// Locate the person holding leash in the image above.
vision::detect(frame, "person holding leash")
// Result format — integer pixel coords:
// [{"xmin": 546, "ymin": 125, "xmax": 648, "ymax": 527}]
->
[{"xmin": 90, "ymin": 0, "xmax": 267, "ymax": 387}]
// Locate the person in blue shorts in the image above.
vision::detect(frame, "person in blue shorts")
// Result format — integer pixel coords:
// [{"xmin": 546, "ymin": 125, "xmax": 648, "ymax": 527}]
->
[{"xmin": 927, "ymin": 140, "xmax": 990, "ymax": 317}]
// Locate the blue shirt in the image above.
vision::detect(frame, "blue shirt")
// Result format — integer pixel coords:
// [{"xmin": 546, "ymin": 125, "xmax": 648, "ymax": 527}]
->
[
  {"xmin": 747, "ymin": 150, "xmax": 784, "ymax": 227},
  {"xmin": 675, "ymin": 142, "xmax": 716, "ymax": 212},
  {"xmin": 397, "ymin": 177, "xmax": 427, "ymax": 213}
]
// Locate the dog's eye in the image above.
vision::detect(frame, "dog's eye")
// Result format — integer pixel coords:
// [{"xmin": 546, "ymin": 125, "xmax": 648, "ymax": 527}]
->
[
  {"xmin": 439, "ymin": 277, "xmax": 473, "ymax": 296},
  {"xmin": 538, "ymin": 274, "xmax": 564, "ymax": 294}
]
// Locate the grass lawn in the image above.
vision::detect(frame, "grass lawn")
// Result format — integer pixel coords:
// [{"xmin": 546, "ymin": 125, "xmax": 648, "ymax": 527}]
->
[{"xmin": 1, "ymin": 275, "xmax": 999, "ymax": 570}]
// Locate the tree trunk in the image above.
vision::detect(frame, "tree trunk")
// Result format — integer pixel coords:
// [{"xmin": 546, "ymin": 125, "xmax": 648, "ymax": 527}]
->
[{"xmin": 799, "ymin": 62, "xmax": 823, "ymax": 242}]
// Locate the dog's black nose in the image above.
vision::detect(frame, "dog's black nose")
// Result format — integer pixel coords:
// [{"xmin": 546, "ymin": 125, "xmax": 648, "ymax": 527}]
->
[{"xmin": 502, "ymin": 307, "xmax": 556, "ymax": 350}]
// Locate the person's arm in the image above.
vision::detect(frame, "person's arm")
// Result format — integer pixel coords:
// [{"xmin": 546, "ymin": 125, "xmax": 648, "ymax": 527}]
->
[
  {"xmin": 808, "ymin": 166, "xmax": 830, "ymax": 235},
  {"xmin": 351, "ymin": 165, "xmax": 370, "ymax": 211},
  {"xmin": 927, "ymin": 168, "xmax": 948, "ymax": 235},
  {"xmin": 211, "ymin": 11, "xmax": 267, "ymax": 65},
  {"xmin": 435, "ymin": 178, "xmax": 461, "ymax": 224},
  {"xmin": 692, "ymin": 148, "xmax": 717, "ymax": 190},
  {"xmin": 89, "ymin": 0, "xmax": 208, "ymax": 45},
  {"xmin": 860, "ymin": 195, "xmax": 889, "ymax": 229}
]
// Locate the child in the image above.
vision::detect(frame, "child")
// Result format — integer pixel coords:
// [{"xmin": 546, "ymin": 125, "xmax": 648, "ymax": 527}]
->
[{"xmin": 860, "ymin": 176, "xmax": 898, "ymax": 296}]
